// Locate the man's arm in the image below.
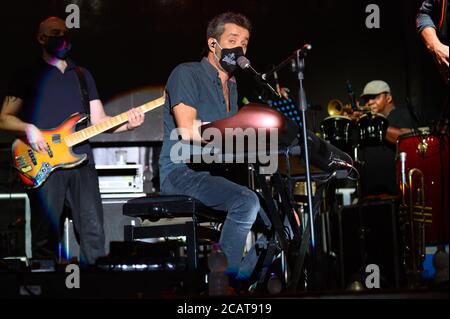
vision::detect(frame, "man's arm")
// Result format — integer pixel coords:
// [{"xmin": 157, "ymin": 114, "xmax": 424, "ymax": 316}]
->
[
  {"xmin": 420, "ymin": 27, "xmax": 449, "ymax": 81},
  {"xmin": 0, "ymin": 96, "xmax": 48, "ymax": 152},
  {"xmin": 172, "ymin": 103, "xmax": 203, "ymax": 142},
  {"xmin": 416, "ymin": 0, "xmax": 438, "ymax": 33},
  {"xmin": 385, "ymin": 127, "xmax": 412, "ymax": 144},
  {"xmin": 0, "ymin": 96, "xmax": 27, "ymax": 134},
  {"xmin": 89, "ymin": 99, "xmax": 144, "ymax": 133},
  {"xmin": 417, "ymin": 0, "xmax": 449, "ymax": 82}
]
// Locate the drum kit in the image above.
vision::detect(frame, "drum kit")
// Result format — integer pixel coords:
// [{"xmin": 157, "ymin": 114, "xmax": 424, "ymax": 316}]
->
[{"xmin": 320, "ymin": 99, "xmax": 389, "ymax": 156}]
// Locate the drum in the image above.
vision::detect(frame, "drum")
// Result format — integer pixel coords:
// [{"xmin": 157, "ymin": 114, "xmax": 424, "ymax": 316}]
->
[
  {"xmin": 397, "ymin": 131, "xmax": 449, "ymax": 244},
  {"xmin": 320, "ymin": 115, "xmax": 358, "ymax": 153},
  {"xmin": 357, "ymin": 113, "xmax": 389, "ymax": 146}
]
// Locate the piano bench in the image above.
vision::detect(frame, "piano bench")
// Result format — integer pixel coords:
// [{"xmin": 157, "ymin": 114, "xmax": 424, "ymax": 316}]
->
[{"xmin": 122, "ymin": 194, "xmax": 225, "ymax": 270}]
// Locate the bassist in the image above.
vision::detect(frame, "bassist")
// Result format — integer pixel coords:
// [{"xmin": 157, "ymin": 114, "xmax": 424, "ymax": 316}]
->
[{"xmin": 0, "ymin": 17, "xmax": 144, "ymax": 265}]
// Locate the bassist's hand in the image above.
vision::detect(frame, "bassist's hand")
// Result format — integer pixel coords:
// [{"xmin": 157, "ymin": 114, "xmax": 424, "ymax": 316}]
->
[
  {"xmin": 25, "ymin": 124, "xmax": 48, "ymax": 153},
  {"xmin": 126, "ymin": 108, "xmax": 145, "ymax": 131}
]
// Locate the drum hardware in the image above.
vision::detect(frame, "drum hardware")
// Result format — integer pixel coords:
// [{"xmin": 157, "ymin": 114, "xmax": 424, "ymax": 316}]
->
[
  {"xmin": 398, "ymin": 152, "xmax": 432, "ymax": 285},
  {"xmin": 417, "ymin": 139, "xmax": 428, "ymax": 156},
  {"xmin": 406, "ymin": 128, "xmax": 430, "ymax": 157}
]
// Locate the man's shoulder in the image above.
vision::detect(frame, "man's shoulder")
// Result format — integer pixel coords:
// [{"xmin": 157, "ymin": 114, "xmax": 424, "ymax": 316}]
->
[
  {"xmin": 63, "ymin": 58, "xmax": 90, "ymax": 72},
  {"xmin": 389, "ymin": 106, "xmax": 414, "ymax": 128},
  {"xmin": 171, "ymin": 60, "xmax": 203, "ymax": 74},
  {"xmin": 391, "ymin": 106, "xmax": 409, "ymax": 116},
  {"xmin": 166, "ymin": 61, "xmax": 206, "ymax": 86},
  {"xmin": 75, "ymin": 66, "xmax": 94, "ymax": 79},
  {"xmin": 70, "ymin": 62, "xmax": 97, "ymax": 86},
  {"xmin": 69, "ymin": 61, "xmax": 91, "ymax": 75}
]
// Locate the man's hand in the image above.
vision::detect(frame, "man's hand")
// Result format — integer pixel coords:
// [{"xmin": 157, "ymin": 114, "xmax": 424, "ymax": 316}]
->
[
  {"xmin": 343, "ymin": 110, "xmax": 364, "ymax": 118},
  {"xmin": 385, "ymin": 127, "xmax": 413, "ymax": 144},
  {"xmin": 431, "ymin": 42, "xmax": 449, "ymax": 83},
  {"xmin": 421, "ymin": 27, "xmax": 449, "ymax": 84},
  {"xmin": 25, "ymin": 124, "xmax": 48, "ymax": 153},
  {"xmin": 126, "ymin": 108, "xmax": 145, "ymax": 130}
]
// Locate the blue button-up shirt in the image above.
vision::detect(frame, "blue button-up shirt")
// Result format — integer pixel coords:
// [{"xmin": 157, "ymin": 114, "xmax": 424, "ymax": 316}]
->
[{"xmin": 159, "ymin": 57, "xmax": 239, "ymax": 185}]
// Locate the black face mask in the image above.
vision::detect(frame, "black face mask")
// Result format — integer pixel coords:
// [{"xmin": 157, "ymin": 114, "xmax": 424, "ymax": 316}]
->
[
  {"xmin": 45, "ymin": 35, "xmax": 72, "ymax": 59},
  {"xmin": 214, "ymin": 41, "xmax": 244, "ymax": 75}
]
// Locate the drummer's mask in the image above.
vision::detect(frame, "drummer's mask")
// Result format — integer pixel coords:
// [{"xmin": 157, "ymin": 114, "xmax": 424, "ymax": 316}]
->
[{"xmin": 212, "ymin": 39, "xmax": 244, "ymax": 76}]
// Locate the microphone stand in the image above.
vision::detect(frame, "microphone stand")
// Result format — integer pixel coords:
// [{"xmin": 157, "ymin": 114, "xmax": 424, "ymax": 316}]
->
[
  {"xmin": 292, "ymin": 48, "xmax": 319, "ymax": 290},
  {"xmin": 262, "ymin": 44, "xmax": 312, "ymax": 80},
  {"xmin": 258, "ymin": 44, "xmax": 319, "ymax": 291},
  {"xmin": 267, "ymin": 45, "xmax": 317, "ymax": 291}
]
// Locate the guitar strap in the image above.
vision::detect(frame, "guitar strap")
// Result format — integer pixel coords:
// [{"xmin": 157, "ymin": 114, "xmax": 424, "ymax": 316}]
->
[{"xmin": 74, "ymin": 66, "xmax": 91, "ymax": 124}]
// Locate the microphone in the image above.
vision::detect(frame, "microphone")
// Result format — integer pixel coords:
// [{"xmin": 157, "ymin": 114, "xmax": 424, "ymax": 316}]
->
[
  {"xmin": 237, "ymin": 56, "xmax": 261, "ymax": 77},
  {"xmin": 295, "ymin": 44, "xmax": 312, "ymax": 57},
  {"xmin": 237, "ymin": 56, "xmax": 280, "ymax": 97}
]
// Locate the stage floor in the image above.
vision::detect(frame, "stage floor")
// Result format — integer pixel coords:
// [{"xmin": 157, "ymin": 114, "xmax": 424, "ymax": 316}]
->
[{"xmin": 0, "ymin": 269, "xmax": 447, "ymax": 300}]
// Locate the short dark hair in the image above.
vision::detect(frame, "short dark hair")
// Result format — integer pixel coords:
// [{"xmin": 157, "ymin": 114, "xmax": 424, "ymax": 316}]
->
[{"xmin": 206, "ymin": 12, "xmax": 252, "ymax": 41}]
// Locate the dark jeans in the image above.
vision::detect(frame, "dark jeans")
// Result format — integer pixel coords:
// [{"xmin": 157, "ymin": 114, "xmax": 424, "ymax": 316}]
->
[
  {"xmin": 161, "ymin": 166, "xmax": 261, "ymax": 278},
  {"xmin": 26, "ymin": 164, "xmax": 105, "ymax": 265}
]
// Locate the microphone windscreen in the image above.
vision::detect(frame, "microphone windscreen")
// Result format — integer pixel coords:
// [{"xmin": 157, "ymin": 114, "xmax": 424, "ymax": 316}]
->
[{"xmin": 237, "ymin": 56, "xmax": 250, "ymax": 69}]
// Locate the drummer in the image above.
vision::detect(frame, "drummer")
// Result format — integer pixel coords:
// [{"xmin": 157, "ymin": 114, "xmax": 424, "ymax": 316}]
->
[{"xmin": 359, "ymin": 80, "xmax": 415, "ymax": 197}]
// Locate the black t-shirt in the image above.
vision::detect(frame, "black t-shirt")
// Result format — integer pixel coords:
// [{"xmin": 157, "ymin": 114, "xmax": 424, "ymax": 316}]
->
[
  {"xmin": 360, "ymin": 106, "xmax": 415, "ymax": 196},
  {"xmin": 6, "ymin": 58, "xmax": 99, "ymax": 163}
]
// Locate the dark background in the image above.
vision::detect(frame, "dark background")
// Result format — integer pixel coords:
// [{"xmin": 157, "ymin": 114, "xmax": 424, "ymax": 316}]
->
[{"xmin": 0, "ymin": 0, "xmax": 447, "ymax": 136}]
